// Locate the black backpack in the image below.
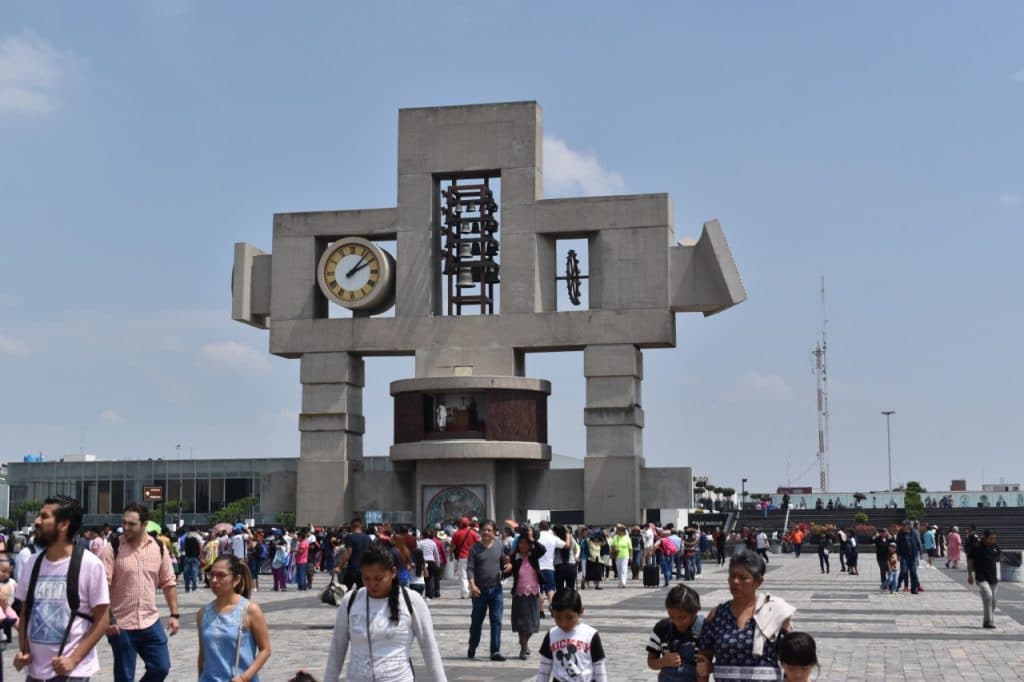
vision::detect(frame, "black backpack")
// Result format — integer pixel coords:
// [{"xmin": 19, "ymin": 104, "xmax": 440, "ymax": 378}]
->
[{"xmin": 23, "ymin": 544, "xmax": 96, "ymax": 656}]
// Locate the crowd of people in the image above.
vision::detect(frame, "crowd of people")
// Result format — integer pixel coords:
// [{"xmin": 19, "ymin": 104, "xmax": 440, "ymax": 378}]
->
[{"xmin": 0, "ymin": 497, "xmax": 832, "ymax": 681}]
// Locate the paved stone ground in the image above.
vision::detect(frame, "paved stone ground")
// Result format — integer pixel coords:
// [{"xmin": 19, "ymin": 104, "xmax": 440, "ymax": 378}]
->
[{"xmin": 6, "ymin": 553, "xmax": 1023, "ymax": 680}]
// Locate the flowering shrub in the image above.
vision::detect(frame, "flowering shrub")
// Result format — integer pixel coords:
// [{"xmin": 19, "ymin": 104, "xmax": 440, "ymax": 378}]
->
[
  {"xmin": 853, "ymin": 523, "xmax": 876, "ymax": 537},
  {"xmin": 809, "ymin": 523, "xmax": 836, "ymax": 537}
]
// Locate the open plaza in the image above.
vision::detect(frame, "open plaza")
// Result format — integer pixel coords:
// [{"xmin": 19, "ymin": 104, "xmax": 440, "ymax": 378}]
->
[{"xmin": 42, "ymin": 547, "xmax": 1021, "ymax": 682}]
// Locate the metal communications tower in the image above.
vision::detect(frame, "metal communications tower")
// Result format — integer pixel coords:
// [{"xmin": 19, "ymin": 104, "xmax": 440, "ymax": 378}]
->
[{"xmin": 812, "ymin": 276, "xmax": 830, "ymax": 492}]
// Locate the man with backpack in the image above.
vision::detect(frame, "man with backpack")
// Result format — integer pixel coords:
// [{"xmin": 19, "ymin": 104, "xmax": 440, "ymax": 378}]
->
[
  {"xmin": 181, "ymin": 527, "xmax": 203, "ymax": 593},
  {"xmin": 450, "ymin": 517, "xmax": 480, "ymax": 600},
  {"xmin": 14, "ymin": 495, "xmax": 110, "ymax": 680},
  {"xmin": 102, "ymin": 502, "xmax": 179, "ymax": 682}
]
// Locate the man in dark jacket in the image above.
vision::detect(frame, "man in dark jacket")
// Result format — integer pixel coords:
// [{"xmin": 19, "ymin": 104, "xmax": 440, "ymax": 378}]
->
[{"xmin": 895, "ymin": 520, "xmax": 922, "ymax": 594}]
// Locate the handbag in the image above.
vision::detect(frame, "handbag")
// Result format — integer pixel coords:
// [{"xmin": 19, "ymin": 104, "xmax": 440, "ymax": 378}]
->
[{"xmin": 320, "ymin": 572, "xmax": 347, "ymax": 607}]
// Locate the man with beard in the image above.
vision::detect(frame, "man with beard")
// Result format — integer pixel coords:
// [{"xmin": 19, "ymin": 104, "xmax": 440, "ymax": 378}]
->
[
  {"xmin": 102, "ymin": 502, "xmax": 179, "ymax": 682},
  {"xmin": 14, "ymin": 495, "xmax": 110, "ymax": 680}
]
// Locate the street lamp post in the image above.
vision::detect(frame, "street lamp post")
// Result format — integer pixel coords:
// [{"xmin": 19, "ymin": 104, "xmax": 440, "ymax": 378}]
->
[
  {"xmin": 741, "ymin": 478, "xmax": 748, "ymax": 511},
  {"xmin": 881, "ymin": 411, "xmax": 895, "ymax": 490}
]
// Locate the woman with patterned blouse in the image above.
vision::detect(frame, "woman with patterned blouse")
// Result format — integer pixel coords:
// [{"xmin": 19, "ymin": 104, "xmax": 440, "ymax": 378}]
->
[{"xmin": 696, "ymin": 550, "xmax": 795, "ymax": 681}]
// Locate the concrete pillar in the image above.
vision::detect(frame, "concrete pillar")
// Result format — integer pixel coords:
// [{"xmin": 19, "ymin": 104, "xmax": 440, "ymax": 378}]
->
[
  {"xmin": 583, "ymin": 344, "xmax": 644, "ymax": 525},
  {"xmin": 296, "ymin": 352, "xmax": 364, "ymax": 525}
]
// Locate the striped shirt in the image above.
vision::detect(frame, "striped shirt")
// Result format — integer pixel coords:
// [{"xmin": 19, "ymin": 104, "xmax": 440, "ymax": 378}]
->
[{"xmin": 102, "ymin": 534, "xmax": 176, "ymax": 630}]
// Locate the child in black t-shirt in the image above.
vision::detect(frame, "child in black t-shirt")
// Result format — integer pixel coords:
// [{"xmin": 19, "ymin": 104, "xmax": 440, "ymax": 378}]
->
[{"xmin": 646, "ymin": 584, "xmax": 704, "ymax": 681}]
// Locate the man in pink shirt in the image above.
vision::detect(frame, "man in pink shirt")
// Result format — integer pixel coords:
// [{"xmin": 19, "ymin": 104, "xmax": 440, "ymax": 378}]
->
[
  {"xmin": 14, "ymin": 495, "xmax": 110, "ymax": 680},
  {"xmin": 102, "ymin": 502, "xmax": 179, "ymax": 682}
]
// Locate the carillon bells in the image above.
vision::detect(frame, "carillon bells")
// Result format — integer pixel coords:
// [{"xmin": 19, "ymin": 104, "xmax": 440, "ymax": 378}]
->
[
  {"xmin": 459, "ymin": 242, "xmax": 473, "ymax": 258},
  {"xmin": 457, "ymin": 267, "xmax": 474, "ymax": 288}
]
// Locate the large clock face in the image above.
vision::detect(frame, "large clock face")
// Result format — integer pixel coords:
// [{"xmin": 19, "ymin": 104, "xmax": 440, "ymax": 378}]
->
[{"xmin": 317, "ymin": 237, "xmax": 395, "ymax": 312}]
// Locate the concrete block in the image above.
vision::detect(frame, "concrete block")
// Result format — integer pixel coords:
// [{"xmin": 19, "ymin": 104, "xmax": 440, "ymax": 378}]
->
[
  {"xmin": 300, "ymin": 353, "xmax": 365, "ymax": 386},
  {"xmin": 268, "ymin": 309, "xmax": 675, "ymax": 357},
  {"xmin": 298, "ymin": 413, "xmax": 365, "ymax": 433},
  {"xmin": 516, "ymin": 194, "xmax": 672, "ymax": 235},
  {"xmin": 501, "ymin": 166, "xmax": 543, "ymax": 207},
  {"xmin": 390, "ymin": 440, "xmax": 550, "ymax": 462},
  {"xmin": 395, "ymin": 175, "xmax": 440, "ymax": 316},
  {"xmin": 520, "ymin": 468, "xmax": 585, "ymax": 511},
  {"xmin": 301, "ymin": 383, "xmax": 362, "ymax": 415},
  {"xmin": 640, "ymin": 467, "xmax": 694, "ymax": 510},
  {"xmin": 584, "ymin": 456, "xmax": 641, "ymax": 525},
  {"xmin": 414, "ymin": 347, "xmax": 520, "ymax": 378},
  {"xmin": 584, "ymin": 344, "xmax": 643, "ymax": 379},
  {"xmin": 273, "ymin": 208, "xmax": 399, "ymax": 239},
  {"xmin": 231, "ymin": 243, "xmax": 270, "ymax": 329},
  {"xmin": 669, "ymin": 220, "xmax": 748, "ymax": 315},
  {"xmin": 586, "ymin": 424, "xmax": 643, "ymax": 457},
  {"xmin": 296, "ymin": 459, "xmax": 357, "ymax": 525},
  {"xmin": 589, "ymin": 226, "xmax": 672, "ymax": 310},
  {"xmin": 398, "ymin": 101, "xmax": 540, "ymax": 176},
  {"xmin": 300, "ymin": 430, "xmax": 363, "ymax": 461},
  {"xmin": 583, "ymin": 406, "xmax": 644, "ymax": 428},
  {"xmin": 585, "ymin": 376, "xmax": 642, "ymax": 408},
  {"xmin": 269, "ymin": 235, "xmax": 324, "ymax": 322}
]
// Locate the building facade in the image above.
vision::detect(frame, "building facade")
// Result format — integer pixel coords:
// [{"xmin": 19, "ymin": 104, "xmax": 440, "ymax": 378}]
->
[{"xmin": 6, "ymin": 458, "xmax": 297, "ymax": 527}]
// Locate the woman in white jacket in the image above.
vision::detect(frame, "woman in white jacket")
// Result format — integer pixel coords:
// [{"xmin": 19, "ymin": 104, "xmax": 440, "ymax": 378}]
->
[{"xmin": 324, "ymin": 542, "xmax": 447, "ymax": 681}]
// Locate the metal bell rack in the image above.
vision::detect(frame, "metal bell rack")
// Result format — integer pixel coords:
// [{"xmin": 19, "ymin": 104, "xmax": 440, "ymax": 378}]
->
[{"xmin": 441, "ymin": 178, "xmax": 500, "ymax": 315}]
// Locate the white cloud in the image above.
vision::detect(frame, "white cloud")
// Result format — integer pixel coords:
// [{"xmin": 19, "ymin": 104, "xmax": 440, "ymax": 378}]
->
[
  {"xmin": 543, "ymin": 135, "xmax": 625, "ymax": 197},
  {"xmin": 100, "ymin": 409, "xmax": 125, "ymax": 425},
  {"xmin": 0, "ymin": 334, "xmax": 31, "ymax": 357},
  {"xmin": 738, "ymin": 371, "xmax": 793, "ymax": 400},
  {"xmin": 0, "ymin": 293, "xmax": 20, "ymax": 307},
  {"xmin": 999, "ymin": 192, "xmax": 1020, "ymax": 207},
  {"xmin": 1013, "ymin": 69, "xmax": 1024, "ymax": 83},
  {"xmin": 198, "ymin": 341, "xmax": 272, "ymax": 375},
  {"xmin": 0, "ymin": 31, "xmax": 76, "ymax": 116}
]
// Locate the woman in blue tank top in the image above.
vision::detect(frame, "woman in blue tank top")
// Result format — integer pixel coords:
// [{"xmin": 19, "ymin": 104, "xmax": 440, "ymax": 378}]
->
[{"xmin": 198, "ymin": 555, "xmax": 271, "ymax": 681}]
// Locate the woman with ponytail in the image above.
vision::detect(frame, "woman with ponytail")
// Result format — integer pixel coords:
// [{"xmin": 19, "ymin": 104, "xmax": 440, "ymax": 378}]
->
[
  {"xmin": 324, "ymin": 542, "xmax": 447, "ymax": 681},
  {"xmin": 197, "ymin": 555, "xmax": 271, "ymax": 682}
]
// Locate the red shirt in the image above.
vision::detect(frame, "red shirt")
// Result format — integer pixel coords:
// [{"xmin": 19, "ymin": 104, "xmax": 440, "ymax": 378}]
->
[
  {"xmin": 451, "ymin": 527, "xmax": 479, "ymax": 560},
  {"xmin": 295, "ymin": 537, "xmax": 310, "ymax": 564}
]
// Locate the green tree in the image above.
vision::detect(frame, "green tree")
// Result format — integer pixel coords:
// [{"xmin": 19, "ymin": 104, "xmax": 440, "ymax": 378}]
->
[
  {"xmin": 152, "ymin": 500, "xmax": 184, "ymax": 525},
  {"xmin": 208, "ymin": 496, "xmax": 259, "ymax": 525},
  {"xmin": 13, "ymin": 500, "xmax": 43, "ymax": 526},
  {"xmin": 904, "ymin": 481, "xmax": 925, "ymax": 519},
  {"xmin": 277, "ymin": 511, "xmax": 296, "ymax": 528},
  {"xmin": 853, "ymin": 512, "xmax": 869, "ymax": 524}
]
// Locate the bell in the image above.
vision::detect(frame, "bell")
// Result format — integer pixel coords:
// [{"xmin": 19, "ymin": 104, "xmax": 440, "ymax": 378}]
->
[
  {"xmin": 470, "ymin": 241, "xmax": 481, "ymax": 256},
  {"xmin": 457, "ymin": 267, "xmax": 474, "ymax": 288},
  {"xmin": 459, "ymin": 242, "xmax": 473, "ymax": 258},
  {"xmin": 460, "ymin": 221, "xmax": 473, "ymax": 234},
  {"xmin": 470, "ymin": 221, "xmax": 480, "ymax": 234}
]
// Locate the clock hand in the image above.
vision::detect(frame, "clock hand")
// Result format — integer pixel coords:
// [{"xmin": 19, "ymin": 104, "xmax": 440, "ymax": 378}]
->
[{"xmin": 345, "ymin": 257, "xmax": 368, "ymax": 278}]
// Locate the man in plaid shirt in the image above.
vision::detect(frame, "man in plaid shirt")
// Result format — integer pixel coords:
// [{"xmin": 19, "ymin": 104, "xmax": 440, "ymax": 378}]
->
[{"xmin": 102, "ymin": 502, "xmax": 180, "ymax": 682}]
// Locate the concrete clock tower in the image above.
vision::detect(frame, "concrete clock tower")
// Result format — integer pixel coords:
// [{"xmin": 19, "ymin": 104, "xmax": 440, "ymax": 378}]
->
[{"xmin": 232, "ymin": 101, "xmax": 746, "ymax": 527}]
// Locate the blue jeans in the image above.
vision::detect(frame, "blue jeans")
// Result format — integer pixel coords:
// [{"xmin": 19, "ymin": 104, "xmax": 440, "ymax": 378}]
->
[
  {"xmin": 684, "ymin": 555, "xmax": 697, "ymax": 581},
  {"xmin": 296, "ymin": 562, "xmax": 308, "ymax": 590},
  {"xmin": 468, "ymin": 584, "xmax": 503, "ymax": 656},
  {"xmin": 108, "ymin": 619, "xmax": 171, "ymax": 682},
  {"xmin": 899, "ymin": 557, "xmax": 920, "ymax": 592},
  {"xmin": 659, "ymin": 555, "xmax": 673, "ymax": 586},
  {"xmin": 885, "ymin": 568, "xmax": 898, "ymax": 593},
  {"xmin": 183, "ymin": 557, "xmax": 200, "ymax": 592},
  {"xmin": 694, "ymin": 550, "xmax": 703, "ymax": 575}
]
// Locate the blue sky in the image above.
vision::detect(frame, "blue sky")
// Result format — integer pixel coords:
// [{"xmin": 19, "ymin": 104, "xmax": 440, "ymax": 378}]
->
[{"xmin": 1, "ymin": 3, "xmax": 1021, "ymax": 497}]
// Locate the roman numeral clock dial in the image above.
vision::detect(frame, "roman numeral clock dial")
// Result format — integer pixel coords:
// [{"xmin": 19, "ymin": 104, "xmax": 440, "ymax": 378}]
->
[{"xmin": 316, "ymin": 237, "xmax": 396, "ymax": 314}]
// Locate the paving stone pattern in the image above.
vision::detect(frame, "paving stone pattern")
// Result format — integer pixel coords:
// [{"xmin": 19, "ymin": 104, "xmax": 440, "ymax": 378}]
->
[{"xmin": 12, "ymin": 554, "xmax": 1023, "ymax": 680}]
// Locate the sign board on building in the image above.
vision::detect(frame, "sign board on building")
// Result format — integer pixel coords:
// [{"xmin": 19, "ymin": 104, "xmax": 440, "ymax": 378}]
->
[{"xmin": 143, "ymin": 486, "xmax": 163, "ymax": 501}]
